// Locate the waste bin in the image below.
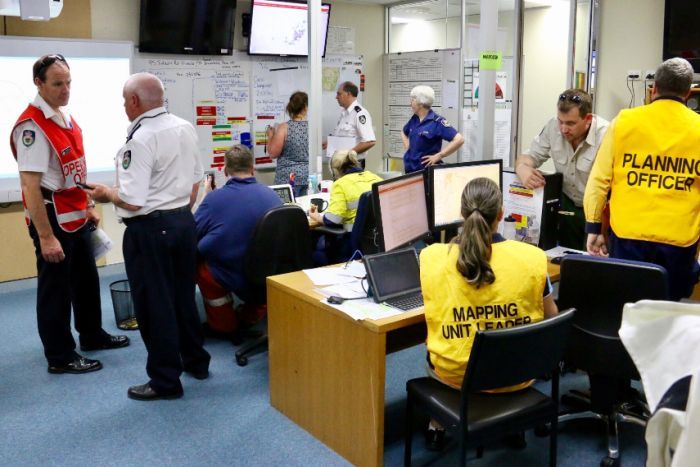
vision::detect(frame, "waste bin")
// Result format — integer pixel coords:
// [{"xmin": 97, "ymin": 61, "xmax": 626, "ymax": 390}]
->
[{"xmin": 110, "ymin": 279, "xmax": 138, "ymax": 330}]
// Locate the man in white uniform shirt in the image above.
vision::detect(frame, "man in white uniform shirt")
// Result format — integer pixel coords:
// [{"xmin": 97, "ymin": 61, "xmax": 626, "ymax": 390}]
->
[
  {"xmin": 329, "ymin": 81, "xmax": 376, "ymax": 163},
  {"xmin": 10, "ymin": 54, "xmax": 128, "ymax": 375},
  {"xmin": 87, "ymin": 72, "xmax": 210, "ymax": 401}
]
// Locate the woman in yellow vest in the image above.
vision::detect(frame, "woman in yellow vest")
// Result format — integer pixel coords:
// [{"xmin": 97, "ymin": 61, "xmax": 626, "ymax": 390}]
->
[
  {"xmin": 309, "ymin": 149, "xmax": 382, "ymax": 262},
  {"xmin": 420, "ymin": 177, "xmax": 558, "ymax": 450}
]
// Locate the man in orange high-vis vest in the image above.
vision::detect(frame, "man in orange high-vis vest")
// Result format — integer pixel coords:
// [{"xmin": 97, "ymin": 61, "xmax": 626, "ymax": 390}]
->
[{"xmin": 10, "ymin": 54, "xmax": 129, "ymax": 375}]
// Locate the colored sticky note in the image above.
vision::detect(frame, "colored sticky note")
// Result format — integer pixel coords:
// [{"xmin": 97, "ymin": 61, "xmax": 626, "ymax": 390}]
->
[{"xmin": 480, "ymin": 51, "xmax": 502, "ymax": 70}]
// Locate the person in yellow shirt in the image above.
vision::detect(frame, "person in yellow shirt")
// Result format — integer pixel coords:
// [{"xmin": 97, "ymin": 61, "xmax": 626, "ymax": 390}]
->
[
  {"xmin": 309, "ymin": 149, "xmax": 382, "ymax": 262},
  {"xmin": 584, "ymin": 57, "xmax": 700, "ymax": 300},
  {"xmin": 420, "ymin": 177, "xmax": 558, "ymax": 449}
]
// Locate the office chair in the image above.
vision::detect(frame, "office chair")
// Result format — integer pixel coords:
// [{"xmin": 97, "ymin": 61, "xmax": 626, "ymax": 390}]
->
[
  {"xmin": 234, "ymin": 205, "xmax": 313, "ymax": 366},
  {"xmin": 404, "ymin": 310, "xmax": 575, "ymax": 467},
  {"xmin": 556, "ymin": 255, "xmax": 668, "ymax": 467},
  {"xmin": 314, "ymin": 190, "xmax": 380, "ymax": 263}
]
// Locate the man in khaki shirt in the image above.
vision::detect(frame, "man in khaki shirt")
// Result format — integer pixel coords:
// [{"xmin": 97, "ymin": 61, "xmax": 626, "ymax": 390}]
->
[{"xmin": 515, "ymin": 89, "xmax": 609, "ymax": 249}]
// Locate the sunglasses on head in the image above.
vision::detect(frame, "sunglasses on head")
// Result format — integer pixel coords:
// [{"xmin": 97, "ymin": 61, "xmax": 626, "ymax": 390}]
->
[
  {"xmin": 559, "ymin": 93, "xmax": 582, "ymax": 104},
  {"xmin": 36, "ymin": 54, "xmax": 67, "ymax": 77}
]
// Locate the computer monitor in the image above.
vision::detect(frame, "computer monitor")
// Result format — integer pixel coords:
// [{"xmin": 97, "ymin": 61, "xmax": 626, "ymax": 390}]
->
[
  {"xmin": 428, "ymin": 160, "xmax": 503, "ymax": 230},
  {"xmin": 269, "ymin": 184, "xmax": 295, "ymax": 204},
  {"xmin": 372, "ymin": 172, "xmax": 430, "ymax": 252}
]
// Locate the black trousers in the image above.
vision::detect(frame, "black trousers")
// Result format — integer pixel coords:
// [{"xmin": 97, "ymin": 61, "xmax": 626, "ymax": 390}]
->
[
  {"xmin": 28, "ymin": 209, "xmax": 103, "ymax": 366},
  {"xmin": 123, "ymin": 210, "xmax": 210, "ymax": 394}
]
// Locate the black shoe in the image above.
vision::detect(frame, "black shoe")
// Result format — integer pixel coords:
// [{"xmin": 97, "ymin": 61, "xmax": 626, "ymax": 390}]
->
[
  {"xmin": 48, "ymin": 355, "xmax": 102, "ymax": 374},
  {"xmin": 184, "ymin": 368, "xmax": 209, "ymax": 380},
  {"xmin": 127, "ymin": 383, "xmax": 183, "ymax": 401},
  {"xmin": 80, "ymin": 334, "xmax": 130, "ymax": 351},
  {"xmin": 425, "ymin": 428, "xmax": 446, "ymax": 452}
]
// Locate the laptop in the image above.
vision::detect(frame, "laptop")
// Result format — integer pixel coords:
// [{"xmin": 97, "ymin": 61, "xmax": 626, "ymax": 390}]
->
[
  {"xmin": 363, "ymin": 247, "xmax": 424, "ymax": 311},
  {"xmin": 270, "ymin": 184, "xmax": 296, "ymax": 204}
]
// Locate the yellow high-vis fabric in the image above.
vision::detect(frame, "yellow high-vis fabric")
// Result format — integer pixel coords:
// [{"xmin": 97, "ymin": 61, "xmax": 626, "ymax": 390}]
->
[
  {"xmin": 420, "ymin": 241, "xmax": 547, "ymax": 390},
  {"xmin": 324, "ymin": 170, "xmax": 383, "ymax": 230},
  {"xmin": 584, "ymin": 99, "xmax": 700, "ymax": 247}
]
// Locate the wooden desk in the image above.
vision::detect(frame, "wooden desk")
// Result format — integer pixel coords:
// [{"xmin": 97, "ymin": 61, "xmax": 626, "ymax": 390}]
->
[{"xmin": 267, "ymin": 261, "xmax": 561, "ymax": 466}]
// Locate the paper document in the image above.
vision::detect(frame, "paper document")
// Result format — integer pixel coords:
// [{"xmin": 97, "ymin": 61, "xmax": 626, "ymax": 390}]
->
[
  {"xmin": 545, "ymin": 246, "xmax": 587, "ymax": 257},
  {"xmin": 303, "ymin": 262, "xmax": 366, "ymax": 286},
  {"xmin": 323, "ymin": 297, "xmax": 405, "ymax": 321},
  {"xmin": 90, "ymin": 228, "xmax": 113, "ymax": 260},
  {"xmin": 326, "ymin": 135, "xmax": 355, "ymax": 158}
]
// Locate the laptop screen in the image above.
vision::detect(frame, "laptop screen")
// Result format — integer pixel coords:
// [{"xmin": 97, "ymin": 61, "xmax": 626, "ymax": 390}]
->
[
  {"xmin": 270, "ymin": 184, "xmax": 295, "ymax": 204},
  {"xmin": 364, "ymin": 248, "xmax": 421, "ymax": 302}
]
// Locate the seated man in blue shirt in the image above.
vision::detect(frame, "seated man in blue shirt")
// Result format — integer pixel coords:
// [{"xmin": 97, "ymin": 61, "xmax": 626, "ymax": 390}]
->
[
  {"xmin": 402, "ymin": 85, "xmax": 464, "ymax": 173},
  {"xmin": 194, "ymin": 144, "xmax": 282, "ymax": 334}
]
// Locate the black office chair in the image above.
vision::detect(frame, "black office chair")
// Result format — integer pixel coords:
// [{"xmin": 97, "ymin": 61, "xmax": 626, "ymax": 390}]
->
[
  {"xmin": 404, "ymin": 310, "xmax": 575, "ymax": 466},
  {"xmin": 234, "ymin": 205, "xmax": 313, "ymax": 366},
  {"xmin": 556, "ymin": 255, "xmax": 668, "ymax": 467},
  {"xmin": 315, "ymin": 190, "xmax": 379, "ymax": 262}
]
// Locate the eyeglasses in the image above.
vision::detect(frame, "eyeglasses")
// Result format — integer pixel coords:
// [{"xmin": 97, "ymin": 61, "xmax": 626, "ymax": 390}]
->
[
  {"xmin": 35, "ymin": 54, "xmax": 67, "ymax": 78},
  {"xmin": 559, "ymin": 93, "xmax": 582, "ymax": 104}
]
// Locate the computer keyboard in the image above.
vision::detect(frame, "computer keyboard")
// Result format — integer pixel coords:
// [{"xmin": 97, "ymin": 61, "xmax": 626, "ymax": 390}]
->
[{"xmin": 385, "ymin": 293, "xmax": 424, "ymax": 311}]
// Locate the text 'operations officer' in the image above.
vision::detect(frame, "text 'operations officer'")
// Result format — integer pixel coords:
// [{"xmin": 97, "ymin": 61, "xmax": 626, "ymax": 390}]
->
[{"xmin": 87, "ymin": 72, "xmax": 210, "ymax": 401}]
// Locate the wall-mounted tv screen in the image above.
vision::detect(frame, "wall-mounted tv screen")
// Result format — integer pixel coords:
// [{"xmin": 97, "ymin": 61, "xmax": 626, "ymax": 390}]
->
[
  {"xmin": 248, "ymin": 0, "xmax": 331, "ymax": 57},
  {"xmin": 663, "ymin": 0, "xmax": 700, "ymax": 73},
  {"xmin": 139, "ymin": 0, "xmax": 236, "ymax": 55}
]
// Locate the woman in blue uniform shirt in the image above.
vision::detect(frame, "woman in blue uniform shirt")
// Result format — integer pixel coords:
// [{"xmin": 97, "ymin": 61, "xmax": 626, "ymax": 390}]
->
[{"xmin": 402, "ymin": 85, "xmax": 464, "ymax": 173}]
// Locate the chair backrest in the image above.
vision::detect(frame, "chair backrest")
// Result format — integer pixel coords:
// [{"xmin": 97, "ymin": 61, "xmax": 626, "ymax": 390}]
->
[
  {"xmin": 557, "ymin": 255, "xmax": 668, "ymax": 377},
  {"xmin": 463, "ymin": 309, "xmax": 575, "ymax": 392},
  {"xmin": 349, "ymin": 190, "xmax": 380, "ymax": 255},
  {"xmin": 244, "ymin": 205, "xmax": 314, "ymax": 303}
]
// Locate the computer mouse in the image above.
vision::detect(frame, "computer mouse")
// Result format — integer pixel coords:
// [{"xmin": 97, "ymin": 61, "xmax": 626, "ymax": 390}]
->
[{"xmin": 328, "ymin": 296, "xmax": 345, "ymax": 305}]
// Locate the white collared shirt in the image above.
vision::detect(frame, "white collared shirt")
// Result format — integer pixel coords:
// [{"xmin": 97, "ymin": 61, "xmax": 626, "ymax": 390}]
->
[
  {"xmin": 332, "ymin": 99, "xmax": 376, "ymax": 144},
  {"xmin": 12, "ymin": 95, "xmax": 73, "ymax": 191},
  {"xmin": 115, "ymin": 107, "xmax": 203, "ymax": 218},
  {"xmin": 526, "ymin": 114, "xmax": 610, "ymax": 206}
]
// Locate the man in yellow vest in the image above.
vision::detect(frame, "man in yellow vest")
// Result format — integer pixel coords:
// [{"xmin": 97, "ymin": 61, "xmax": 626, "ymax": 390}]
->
[{"xmin": 584, "ymin": 58, "xmax": 700, "ymax": 300}]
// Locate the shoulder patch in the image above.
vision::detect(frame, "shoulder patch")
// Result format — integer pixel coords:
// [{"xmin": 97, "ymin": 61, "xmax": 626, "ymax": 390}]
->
[
  {"xmin": 441, "ymin": 119, "xmax": 450, "ymax": 127},
  {"xmin": 122, "ymin": 150, "xmax": 131, "ymax": 170},
  {"xmin": 359, "ymin": 115, "xmax": 366, "ymax": 124},
  {"xmin": 22, "ymin": 130, "xmax": 35, "ymax": 147},
  {"xmin": 354, "ymin": 105, "xmax": 362, "ymax": 113}
]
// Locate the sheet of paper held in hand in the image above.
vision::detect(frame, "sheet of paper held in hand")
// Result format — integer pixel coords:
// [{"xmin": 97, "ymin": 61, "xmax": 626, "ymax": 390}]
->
[{"xmin": 326, "ymin": 135, "xmax": 355, "ymax": 158}]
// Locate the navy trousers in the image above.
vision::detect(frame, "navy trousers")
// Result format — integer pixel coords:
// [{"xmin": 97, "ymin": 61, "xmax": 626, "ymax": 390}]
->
[
  {"xmin": 123, "ymin": 210, "xmax": 210, "ymax": 394},
  {"xmin": 609, "ymin": 231, "xmax": 700, "ymax": 301},
  {"xmin": 28, "ymin": 209, "xmax": 103, "ymax": 366}
]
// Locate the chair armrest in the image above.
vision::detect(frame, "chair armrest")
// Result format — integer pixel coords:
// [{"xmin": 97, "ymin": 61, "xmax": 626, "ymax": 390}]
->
[{"xmin": 314, "ymin": 226, "xmax": 345, "ymax": 236}]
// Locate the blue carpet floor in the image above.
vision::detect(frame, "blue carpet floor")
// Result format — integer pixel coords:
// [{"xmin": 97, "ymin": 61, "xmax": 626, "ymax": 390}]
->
[{"xmin": 0, "ymin": 264, "xmax": 646, "ymax": 466}]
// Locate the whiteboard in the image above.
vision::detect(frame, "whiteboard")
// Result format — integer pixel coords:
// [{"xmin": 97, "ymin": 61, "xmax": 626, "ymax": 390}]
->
[
  {"xmin": 383, "ymin": 49, "xmax": 461, "ymax": 162},
  {"xmin": 0, "ymin": 36, "xmax": 133, "ymax": 202},
  {"xmin": 134, "ymin": 52, "xmax": 364, "ymax": 170}
]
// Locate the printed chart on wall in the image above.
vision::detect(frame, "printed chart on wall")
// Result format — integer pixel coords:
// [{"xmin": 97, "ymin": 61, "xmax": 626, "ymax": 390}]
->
[
  {"xmin": 500, "ymin": 171, "xmax": 544, "ymax": 245},
  {"xmin": 133, "ymin": 54, "xmax": 251, "ymax": 175},
  {"xmin": 134, "ymin": 52, "xmax": 364, "ymax": 173},
  {"xmin": 461, "ymin": 57, "xmax": 514, "ymax": 164},
  {"xmin": 383, "ymin": 49, "xmax": 460, "ymax": 160}
]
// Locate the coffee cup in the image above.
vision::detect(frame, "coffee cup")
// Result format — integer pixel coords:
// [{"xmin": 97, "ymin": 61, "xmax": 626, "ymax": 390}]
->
[{"xmin": 310, "ymin": 198, "xmax": 328, "ymax": 213}]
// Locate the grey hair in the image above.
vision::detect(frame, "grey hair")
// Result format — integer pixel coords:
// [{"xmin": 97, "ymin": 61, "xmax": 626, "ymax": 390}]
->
[
  {"xmin": 655, "ymin": 58, "xmax": 694, "ymax": 97},
  {"xmin": 330, "ymin": 149, "xmax": 360, "ymax": 179},
  {"xmin": 410, "ymin": 85, "xmax": 435, "ymax": 108},
  {"xmin": 124, "ymin": 72, "xmax": 165, "ymax": 107}
]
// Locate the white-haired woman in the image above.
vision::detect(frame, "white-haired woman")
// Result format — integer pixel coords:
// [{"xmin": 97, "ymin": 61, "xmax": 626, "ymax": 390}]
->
[
  {"xmin": 402, "ymin": 85, "xmax": 464, "ymax": 173},
  {"xmin": 309, "ymin": 149, "xmax": 382, "ymax": 262}
]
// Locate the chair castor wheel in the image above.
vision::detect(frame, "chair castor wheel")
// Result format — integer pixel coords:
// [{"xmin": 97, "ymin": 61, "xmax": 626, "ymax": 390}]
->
[
  {"xmin": 601, "ymin": 456, "xmax": 620, "ymax": 467},
  {"xmin": 236, "ymin": 354, "xmax": 248, "ymax": 366}
]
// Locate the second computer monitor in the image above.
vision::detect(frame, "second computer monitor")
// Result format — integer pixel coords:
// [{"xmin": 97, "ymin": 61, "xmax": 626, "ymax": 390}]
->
[
  {"xmin": 428, "ymin": 160, "xmax": 503, "ymax": 230},
  {"xmin": 372, "ymin": 171, "xmax": 430, "ymax": 252}
]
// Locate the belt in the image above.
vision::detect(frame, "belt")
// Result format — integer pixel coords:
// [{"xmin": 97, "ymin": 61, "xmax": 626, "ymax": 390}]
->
[{"xmin": 122, "ymin": 205, "xmax": 190, "ymax": 226}]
